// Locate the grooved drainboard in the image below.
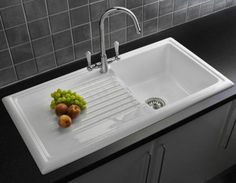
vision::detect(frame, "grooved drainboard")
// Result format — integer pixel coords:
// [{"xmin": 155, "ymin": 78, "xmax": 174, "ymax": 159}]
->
[
  {"xmin": 67, "ymin": 75, "xmax": 141, "ymax": 133},
  {"xmin": 2, "ymin": 69, "xmax": 141, "ymax": 175}
]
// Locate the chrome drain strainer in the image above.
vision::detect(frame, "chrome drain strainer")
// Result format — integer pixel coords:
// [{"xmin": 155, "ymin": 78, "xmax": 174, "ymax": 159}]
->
[{"xmin": 145, "ymin": 97, "xmax": 166, "ymax": 110}]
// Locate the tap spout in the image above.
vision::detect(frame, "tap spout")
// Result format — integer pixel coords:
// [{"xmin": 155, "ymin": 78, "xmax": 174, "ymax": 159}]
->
[{"xmin": 99, "ymin": 7, "xmax": 141, "ymax": 73}]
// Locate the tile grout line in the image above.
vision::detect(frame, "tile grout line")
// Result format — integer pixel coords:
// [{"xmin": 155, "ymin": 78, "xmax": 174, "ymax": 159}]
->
[
  {"xmin": 44, "ymin": 0, "xmax": 58, "ymax": 68},
  {"xmin": 156, "ymin": 0, "xmax": 159, "ymax": 34},
  {"xmin": 157, "ymin": 1, "xmax": 161, "ymax": 33},
  {"xmin": 107, "ymin": 0, "xmax": 112, "ymax": 49},
  {"xmin": 124, "ymin": 0, "xmax": 127, "ymax": 44},
  {"xmin": 141, "ymin": 0, "xmax": 144, "ymax": 38},
  {"xmin": 196, "ymin": 2, "xmax": 202, "ymax": 20},
  {"xmin": 170, "ymin": 0, "xmax": 175, "ymax": 28},
  {"xmin": 0, "ymin": 15, "xmax": 18, "ymax": 80},
  {"xmin": 200, "ymin": 0, "xmax": 213, "ymax": 18},
  {"xmin": 108, "ymin": 0, "xmax": 111, "ymax": 49},
  {"xmin": 88, "ymin": 3, "xmax": 95, "ymax": 53},
  {"xmin": 20, "ymin": 0, "xmax": 39, "ymax": 73},
  {"xmin": 185, "ymin": 0, "xmax": 189, "ymax": 24},
  {"xmin": 66, "ymin": 0, "xmax": 76, "ymax": 61}
]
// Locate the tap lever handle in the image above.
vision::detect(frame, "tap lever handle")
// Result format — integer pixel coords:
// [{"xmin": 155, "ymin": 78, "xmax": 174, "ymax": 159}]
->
[
  {"xmin": 86, "ymin": 51, "xmax": 91, "ymax": 67},
  {"xmin": 114, "ymin": 41, "xmax": 119, "ymax": 59}
]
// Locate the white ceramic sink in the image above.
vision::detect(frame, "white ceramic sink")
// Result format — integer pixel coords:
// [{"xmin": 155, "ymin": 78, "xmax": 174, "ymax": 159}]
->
[
  {"xmin": 110, "ymin": 38, "xmax": 234, "ymax": 109},
  {"xmin": 2, "ymin": 38, "xmax": 234, "ymax": 174}
]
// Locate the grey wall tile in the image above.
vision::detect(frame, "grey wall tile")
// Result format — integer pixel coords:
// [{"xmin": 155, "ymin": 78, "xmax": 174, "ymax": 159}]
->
[
  {"xmin": 144, "ymin": 0, "xmax": 158, "ymax": 5},
  {"xmin": 36, "ymin": 53, "xmax": 56, "ymax": 72},
  {"xmin": 143, "ymin": 2, "xmax": 158, "ymax": 21},
  {"xmin": 174, "ymin": 0, "xmax": 188, "ymax": 10},
  {"xmin": 53, "ymin": 30, "xmax": 72, "ymax": 50},
  {"xmin": 6, "ymin": 24, "xmax": 29, "ymax": 47},
  {"xmin": 226, "ymin": 0, "xmax": 236, "ymax": 6},
  {"xmin": 127, "ymin": 0, "xmax": 142, "ymax": 9},
  {"xmin": 158, "ymin": 13, "xmax": 173, "ymax": 31},
  {"xmin": 110, "ymin": 28, "xmax": 126, "ymax": 45},
  {"xmin": 89, "ymin": 0, "xmax": 101, "ymax": 3},
  {"xmin": 11, "ymin": 43, "xmax": 33, "ymax": 64},
  {"xmin": 32, "ymin": 36, "xmax": 53, "ymax": 57},
  {"xmin": 0, "ymin": 50, "xmax": 12, "ymax": 69},
  {"xmin": 127, "ymin": 24, "xmax": 142, "ymax": 41},
  {"xmin": 0, "ymin": 31, "xmax": 7, "ymax": 50},
  {"xmin": 24, "ymin": 0, "xmax": 47, "ymax": 21},
  {"xmin": 0, "ymin": 0, "xmax": 235, "ymax": 88},
  {"xmin": 70, "ymin": 5, "xmax": 90, "ymax": 27},
  {"xmin": 15, "ymin": 59, "xmax": 37, "ymax": 79},
  {"xmin": 159, "ymin": 0, "xmax": 174, "ymax": 16},
  {"xmin": 75, "ymin": 40, "xmax": 92, "ymax": 59},
  {"xmin": 110, "ymin": 13, "xmax": 126, "ymax": 32},
  {"xmin": 28, "ymin": 18, "xmax": 50, "ymax": 40},
  {"xmin": 127, "ymin": 7, "xmax": 143, "ymax": 26},
  {"xmin": 143, "ymin": 18, "xmax": 158, "ymax": 36},
  {"xmin": 214, "ymin": 0, "xmax": 227, "ymax": 11},
  {"xmin": 1, "ymin": 5, "xmax": 25, "ymax": 29},
  {"xmin": 188, "ymin": 0, "xmax": 201, "ymax": 6},
  {"xmin": 49, "ymin": 12, "xmax": 70, "ymax": 33},
  {"xmin": 200, "ymin": 0, "xmax": 214, "ymax": 16},
  {"xmin": 173, "ymin": 9, "xmax": 187, "ymax": 25},
  {"xmin": 55, "ymin": 46, "xmax": 74, "ymax": 65},
  {"xmin": 72, "ymin": 23, "xmax": 91, "ymax": 43},
  {"xmin": 0, "ymin": 0, "xmax": 20, "ymax": 9},
  {"xmin": 47, "ymin": 0, "xmax": 68, "ymax": 15},
  {"xmin": 90, "ymin": 1, "xmax": 108, "ymax": 21},
  {"xmin": 68, "ymin": 0, "xmax": 88, "ymax": 9},
  {"xmin": 187, "ymin": 4, "xmax": 200, "ymax": 20},
  {"xmin": 109, "ymin": 0, "xmax": 126, "ymax": 7},
  {"xmin": 92, "ymin": 35, "xmax": 110, "ymax": 53},
  {"xmin": 0, "ymin": 67, "xmax": 17, "ymax": 87},
  {"xmin": 91, "ymin": 19, "xmax": 108, "ymax": 37}
]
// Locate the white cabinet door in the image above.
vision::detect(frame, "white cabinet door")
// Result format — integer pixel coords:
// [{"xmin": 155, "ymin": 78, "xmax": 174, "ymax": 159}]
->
[
  {"xmin": 156, "ymin": 102, "xmax": 231, "ymax": 183},
  {"xmin": 69, "ymin": 141, "xmax": 165, "ymax": 183}
]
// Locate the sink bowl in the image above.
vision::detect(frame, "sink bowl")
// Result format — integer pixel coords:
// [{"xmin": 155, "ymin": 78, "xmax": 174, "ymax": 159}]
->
[
  {"xmin": 2, "ymin": 38, "xmax": 233, "ymax": 174},
  {"xmin": 110, "ymin": 38, "xmax": 233, "ymax": 111}
]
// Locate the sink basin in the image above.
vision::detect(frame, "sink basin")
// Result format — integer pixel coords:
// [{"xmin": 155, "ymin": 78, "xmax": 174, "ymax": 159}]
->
[
  {"xmin": 2, "ymin": 38, "xmax": 233, "ymax": 174},
  {"xmin": 110, "ymin": 38, "xmax": 234, "ymax": 111}
]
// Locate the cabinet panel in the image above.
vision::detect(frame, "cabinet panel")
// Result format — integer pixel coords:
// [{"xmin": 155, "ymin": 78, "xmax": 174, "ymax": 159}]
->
[
  {"xmin": 211, "ymin": 100, "xmax": 236, "ymax": 177},
  {"xmin": 157, "ymin": 103, "xmax": 231, "ymax": 183},
  {"xmin": 69, "ymin": 141, "xmax": 163, "ymax": 183}
]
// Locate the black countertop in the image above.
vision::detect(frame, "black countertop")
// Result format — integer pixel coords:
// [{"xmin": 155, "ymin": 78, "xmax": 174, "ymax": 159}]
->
[{"xmin": 1, "ymin": 7, "xmax": 236, "ymax": 183}]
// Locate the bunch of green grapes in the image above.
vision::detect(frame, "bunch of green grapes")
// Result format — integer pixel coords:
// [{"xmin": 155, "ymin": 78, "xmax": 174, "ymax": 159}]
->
[{"xmin": 50, "ymin": 89, "xmax": 87, "ymax": 110}]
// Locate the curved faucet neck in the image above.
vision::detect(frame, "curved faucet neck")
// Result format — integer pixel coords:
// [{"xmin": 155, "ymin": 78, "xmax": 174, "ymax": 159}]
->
[{"xmin": 99, "ymin": 7, "xmax": 141, "ymax": 73}]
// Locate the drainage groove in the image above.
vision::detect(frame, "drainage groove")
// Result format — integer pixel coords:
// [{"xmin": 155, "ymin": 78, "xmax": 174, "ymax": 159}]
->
[{"xmin": 145, "ymin": 97, "xmax": 166, "ymax": 110}]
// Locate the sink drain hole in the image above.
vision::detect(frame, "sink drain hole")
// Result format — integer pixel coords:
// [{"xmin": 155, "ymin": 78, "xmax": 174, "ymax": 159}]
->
[{"xmin": 145, "ymin": 97, "xmax": 166, "ymax": 110}]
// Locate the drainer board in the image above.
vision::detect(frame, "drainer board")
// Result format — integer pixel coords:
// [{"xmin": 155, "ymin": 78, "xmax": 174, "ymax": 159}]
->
[{"xmin": 2, "ymin": 69, "xmax": 141, "ymax": 174}]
